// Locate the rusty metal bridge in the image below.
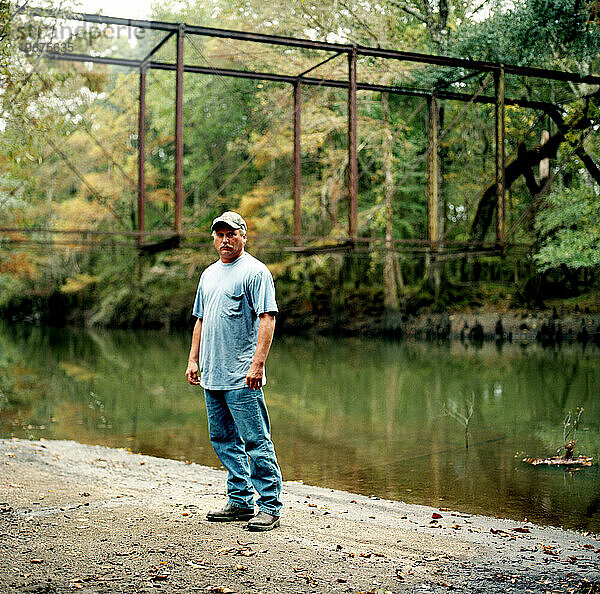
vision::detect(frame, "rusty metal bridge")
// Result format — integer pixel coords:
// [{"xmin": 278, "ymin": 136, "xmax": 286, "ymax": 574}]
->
[{"xmin": 5, "ymin": 8, "xmax": 600, "ymax": 256}]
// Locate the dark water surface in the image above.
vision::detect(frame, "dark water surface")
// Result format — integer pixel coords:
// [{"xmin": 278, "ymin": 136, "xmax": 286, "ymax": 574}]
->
[{"xmin": 1, "ymin": 323, "xmax": 599, "ymax": 531}]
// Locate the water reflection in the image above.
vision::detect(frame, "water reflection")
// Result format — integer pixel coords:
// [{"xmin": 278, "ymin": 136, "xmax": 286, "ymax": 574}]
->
[{"xmin": 1, "ymin": 323, "xmax": 599, "ymax": 531}]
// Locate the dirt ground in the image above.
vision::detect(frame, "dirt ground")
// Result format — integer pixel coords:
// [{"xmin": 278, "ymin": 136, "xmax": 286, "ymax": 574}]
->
[{"xmin": 1, "ymin": 438, "xmax": 599, "ymax": 594}]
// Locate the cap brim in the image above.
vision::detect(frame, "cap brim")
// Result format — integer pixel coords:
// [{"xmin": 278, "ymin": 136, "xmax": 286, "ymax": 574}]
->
[{"xmin": 211, "ymin": 220, "xmax": 240, "ymax": 231}]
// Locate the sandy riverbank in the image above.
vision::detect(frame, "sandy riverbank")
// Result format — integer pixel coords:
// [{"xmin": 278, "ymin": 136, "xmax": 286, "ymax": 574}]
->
[{"xmin": 1, "ymin": 439, "xmax": 599, "ymax": 593}]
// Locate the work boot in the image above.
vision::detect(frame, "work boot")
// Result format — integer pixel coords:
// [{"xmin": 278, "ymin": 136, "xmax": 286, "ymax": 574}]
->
[
  {"xmin": 206, "ymin": 503, "xmax": 255, "ymax": 522},
  {"xmin": 246, "ymin": 511, "xmax": 280, "ymax": 531}
]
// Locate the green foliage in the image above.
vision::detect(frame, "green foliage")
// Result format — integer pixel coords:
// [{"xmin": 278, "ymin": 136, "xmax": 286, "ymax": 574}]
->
[
  {"xmin": 453, "ymin": 0, "xmax": 600, "ymax": 68},
  {"xmin": 0, "ymin": 0, "xmax": 599, "ymax": 327},
  {"xmin": 534, "ymin": 186, "xmax": 600, "ymax": 271}
]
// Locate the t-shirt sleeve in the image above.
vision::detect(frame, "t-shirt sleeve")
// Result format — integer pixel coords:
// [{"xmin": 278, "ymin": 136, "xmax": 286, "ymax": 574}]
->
[
  {"xmin": 192, "ymin": 277, "xmax": 203, "ymax": 318},
  {"xmin": 248, "ymin": 267, "xmax": 278, "ymax": 316}
]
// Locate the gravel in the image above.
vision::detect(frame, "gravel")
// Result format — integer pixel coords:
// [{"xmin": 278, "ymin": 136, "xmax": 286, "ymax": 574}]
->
[{"xmin": 1, "ymin": 438, "xmax": 599, "ymax": 593}]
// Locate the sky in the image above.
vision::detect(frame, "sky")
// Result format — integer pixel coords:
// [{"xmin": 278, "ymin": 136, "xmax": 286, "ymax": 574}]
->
[{"xmin": 75, "ymin": 0, "xmax": 153, "ymax": 20}]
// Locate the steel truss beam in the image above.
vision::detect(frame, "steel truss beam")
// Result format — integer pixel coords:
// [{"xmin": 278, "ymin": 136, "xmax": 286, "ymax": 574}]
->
[
  {"xmin": 46, "ymin": 51, "xmax": 558, "ymax": 112},
  {"xmin": 34, "ymin": 9, "xmax": 600, "ymax": 85},
  {"xmin": 140, "ymin": 31, "xmax": 175, "ymax": 67}
]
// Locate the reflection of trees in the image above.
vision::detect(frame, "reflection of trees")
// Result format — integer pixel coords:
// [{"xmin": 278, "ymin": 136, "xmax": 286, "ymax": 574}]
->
[
  {"xmin": 271, "ymin": 337, "xmax": 600, "ymax": 527},
  {"xmin": 558, "ymin": 359, "xmax": 580, "ymax": 410},
  {"xmin": 584, "ymin": 494, "xmax": 600, "ymax": 532}
]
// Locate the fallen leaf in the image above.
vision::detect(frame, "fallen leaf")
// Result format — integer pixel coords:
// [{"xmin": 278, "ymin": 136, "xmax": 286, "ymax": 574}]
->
[
  {"xmin": 512, "ymin": 527, "xmax": 530, "ymax": 533},
  {"xmin": 187, "ymin": 560, "xmax": 209, "ymax": 569},
  {"xmin": 432, "ymin": 513, "xmax": 443, "ymax": 519},
  {"xmin": 490, "ymin": 528, "xmax": 508, "ymax": 535},
  {"xmin": 30, "ymin": 559, "xmax": 44, "ymax": 564},
  {"xmin": 238, "ymin": 549, "xmax": 255, "ymax": 557},
  {"xmin": 542, "ymin": 545, "xmax": 559, "ymax": 556}
]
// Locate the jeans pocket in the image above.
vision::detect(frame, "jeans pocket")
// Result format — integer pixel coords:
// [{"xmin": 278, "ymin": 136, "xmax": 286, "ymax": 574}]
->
[{"xmin": 221, "ymin": 291, "xmax": 244, "ymax": 318}]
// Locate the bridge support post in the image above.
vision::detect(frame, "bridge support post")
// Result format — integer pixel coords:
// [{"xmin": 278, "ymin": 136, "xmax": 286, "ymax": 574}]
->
[
  {"xmin": 174, "ymin": 24, "xmax": 185, "ymax": 236},
  {"xmin": 138, "ymin": 65, "xmax": 146, "ymax": 247},
  {"xmin": 347, "ymin": 46, "xmax": 358, "ymax": 242},
  {"xmin": 293, "ymin": 80, "xmax": 302, "ymax": 246}
]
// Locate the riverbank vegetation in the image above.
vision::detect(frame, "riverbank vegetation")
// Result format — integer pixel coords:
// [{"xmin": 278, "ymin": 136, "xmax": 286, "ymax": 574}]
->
[{"xmin": 1, "ymin": 0, "xmax": 599, "ymax": 333}]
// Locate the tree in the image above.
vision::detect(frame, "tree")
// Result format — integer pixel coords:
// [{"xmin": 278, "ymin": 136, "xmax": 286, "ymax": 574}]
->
[
  {"xmin": 2, "ymin": 0, "xmax": 599, "ymax": 327},
  {"xmin": 534, "ymin": 186, "xmax": 600, "ymax": 271}
]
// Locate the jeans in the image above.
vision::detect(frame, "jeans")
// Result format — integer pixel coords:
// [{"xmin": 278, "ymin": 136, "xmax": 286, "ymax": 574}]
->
[{"xmin": 204, "ymin": 387, "xmax": 282, "ymax": 516}]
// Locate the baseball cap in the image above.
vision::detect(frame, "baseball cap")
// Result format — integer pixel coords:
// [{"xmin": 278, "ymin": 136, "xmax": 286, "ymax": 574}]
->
[{"xmin": 211, "ymin": 211, "xmax": 247, "ymax": 232}]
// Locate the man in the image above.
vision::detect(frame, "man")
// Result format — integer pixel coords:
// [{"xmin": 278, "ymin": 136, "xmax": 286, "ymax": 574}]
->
[{"xmin": 185, "ymin": 211, "xmax": 282, "ymax": 532}]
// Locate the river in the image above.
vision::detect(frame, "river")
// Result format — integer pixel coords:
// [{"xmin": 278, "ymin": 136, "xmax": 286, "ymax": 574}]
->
[{"xmin": 1, "ymin": 322, "xmax": 599, "ymax": 531}]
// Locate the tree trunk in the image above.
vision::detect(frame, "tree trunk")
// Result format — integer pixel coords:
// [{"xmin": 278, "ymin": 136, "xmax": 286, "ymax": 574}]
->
[
  {"xmin": 381, "ymin": 92, "xmax": 399, "ymax": 310},
  {"xmin": 470, "ymin": 98, "xmax": 597, "ymax": 247},
  {"xmin": 470, "ymin": 129, "xmax": 564, "ymax": 243}
]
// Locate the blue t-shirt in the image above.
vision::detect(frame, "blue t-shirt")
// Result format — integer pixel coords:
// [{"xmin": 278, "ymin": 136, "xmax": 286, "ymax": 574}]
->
[{"xmin": 192, "ymin": 252, "xmax": 278, "ymax": 390}]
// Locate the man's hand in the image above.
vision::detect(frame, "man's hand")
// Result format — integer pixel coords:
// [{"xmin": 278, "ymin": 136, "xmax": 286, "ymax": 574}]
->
[
  {"xmin": 246, "ymin": 361, "xmax": 264, "ymax": 390},
  {"xmin": 186, "ymin": 318, "xmax": 202, "ymax": 386},
  {"xmin": 186, "ymin": 360, "xmax": 201, "ymax": 386}
]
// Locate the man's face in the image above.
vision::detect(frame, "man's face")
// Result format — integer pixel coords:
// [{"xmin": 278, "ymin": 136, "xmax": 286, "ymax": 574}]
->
[{"xmin": 213, "ymin": 225, "xmax": 246, "ymax": 262}]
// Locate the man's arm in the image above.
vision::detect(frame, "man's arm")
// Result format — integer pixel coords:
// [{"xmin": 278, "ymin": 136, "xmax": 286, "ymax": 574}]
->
[
  {"xmin": 246, "ymin": 313, "xmax": 276, "ymax": 390},
  {"xmin": 185, "ymin": 317, "xmax": 202, "ymax": 386}
]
